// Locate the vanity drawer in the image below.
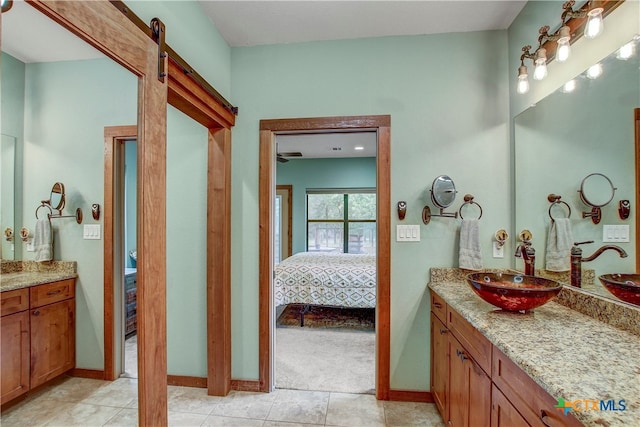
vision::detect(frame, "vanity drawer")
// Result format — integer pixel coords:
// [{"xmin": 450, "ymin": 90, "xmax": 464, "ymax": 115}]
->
[
  {"xmin": 492, "ymin": 347, "xmax": 582, "ymax": 427},
  {"xmin": 431, "ymin": 292, "xmax": 447, "ymax": 322},
  {"xmin": 1, "ymin": 288, "xmax": 29, "ymax": 316},
  {"xmin": 30, "ymin": 279, "xmax": 75, "ymax": 308},
  {"xmin": 447, "ymin": 307, "xmax": 492, "ymax": 374}
]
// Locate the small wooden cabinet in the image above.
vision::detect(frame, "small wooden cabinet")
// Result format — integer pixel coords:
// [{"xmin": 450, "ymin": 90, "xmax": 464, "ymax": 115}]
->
[
  {"xmin": 124, "ymin": 271, "xmax": 137, "ymax": 337},
  {"xmin": 1, "ymin": 279, "xmax": 75, "ymax": 405},
  {"xmin": 430, "ymin": 291, "xmax": 581, "ymax": 427}
]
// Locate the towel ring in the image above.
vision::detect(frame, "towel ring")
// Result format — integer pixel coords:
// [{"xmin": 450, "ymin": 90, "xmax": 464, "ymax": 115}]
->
[
  {"xmin": 35, "ymin": 204, "xmax": 53, "ymax": 220},
  {"xmin": 547, "ymin": 194, "xmax": 571, "ymax": 221},
  {"xmin": 459, "ymin": 194, "xmax": 483, "ymax": 220}
]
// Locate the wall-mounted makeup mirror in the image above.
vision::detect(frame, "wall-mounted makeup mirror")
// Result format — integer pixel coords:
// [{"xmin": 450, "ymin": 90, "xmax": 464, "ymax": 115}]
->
[
  {"xmin": 578, "ymin": 173, "xmax": 616, "ymax": 224},
  {"xmin": 48, "ymin": 182, "xmax": 66, "ymax": 213},
  {"xmin": 422, "ymin": 175, "xmax": 458, "ymax": 224}
]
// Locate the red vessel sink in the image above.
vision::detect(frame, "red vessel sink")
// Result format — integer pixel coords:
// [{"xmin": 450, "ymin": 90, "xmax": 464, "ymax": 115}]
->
[
  {"xmin": 598, "ymin": 274, "xmax": 640, "ymax": 306},
  {"xmin": 466, "ymin": 273, "xmax": 562, "ymax": 312}
]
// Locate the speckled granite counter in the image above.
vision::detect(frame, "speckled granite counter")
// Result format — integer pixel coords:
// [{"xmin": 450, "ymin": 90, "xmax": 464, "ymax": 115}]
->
[
  {"xmin": 1, "ymin": 261, "xmax": 77, "ymax": 292},
  {"xmin": 429, "ymin": 270, "xmax": 640, "ymax": 426}
]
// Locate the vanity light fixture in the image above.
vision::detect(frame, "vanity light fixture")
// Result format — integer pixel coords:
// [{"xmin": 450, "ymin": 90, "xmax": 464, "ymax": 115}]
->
[
  {"xmin": 538, "ymin": 25, "xmax": 572, "ymax": 63},
  {"xmin": 517, "ymin": 63, "xmax": 530, "ymax": 95},
  {"xmin": 533, "ymin": 48, "xmax": 548, "ymax": 80},
  {"xmin": 562, "ymin": 79, "xmax": 577, "ymax": 93},
  {"xmin": 586, "ymin": 63, "xmax": 603, "ymax": 79},
  {"xmin": 617, "ymin": 41, "xmax": 635, "ymax": 60}
]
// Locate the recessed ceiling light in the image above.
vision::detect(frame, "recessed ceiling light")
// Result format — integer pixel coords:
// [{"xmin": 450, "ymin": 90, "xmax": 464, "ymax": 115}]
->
[{"xmin": 354, "ymin": 146, "xmax": 364, "ymax": 151}]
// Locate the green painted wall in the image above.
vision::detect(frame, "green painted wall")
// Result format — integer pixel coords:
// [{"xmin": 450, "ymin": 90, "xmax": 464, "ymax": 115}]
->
[
  {"xmin": 276, "ymin": 157, "xmax": 376, "ymax": 254},
  {"xmin": 124, "ymin": 142, "xmax": 136, "ymax": 269},
  {"xmin": 231, "ymin": 31, "xmax": 511, "ymax": 390}
]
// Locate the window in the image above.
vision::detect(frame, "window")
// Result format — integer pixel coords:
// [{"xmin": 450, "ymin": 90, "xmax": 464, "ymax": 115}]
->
[{"xmin": 306, "ymin": 190, "xmax": 376, "ymax": 253}]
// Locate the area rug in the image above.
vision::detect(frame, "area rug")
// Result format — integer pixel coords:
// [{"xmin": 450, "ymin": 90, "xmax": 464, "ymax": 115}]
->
[
  {"xmin": 276, "ymin": 327, "xmax": 375, "ymax": 394},
  {"xmin": 276, "ymin": 304, "xmax": 375, "ymax": 330}
]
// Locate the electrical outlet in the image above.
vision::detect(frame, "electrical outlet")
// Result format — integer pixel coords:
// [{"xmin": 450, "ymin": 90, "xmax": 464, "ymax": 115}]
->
[{"xmin": 493, "ymin": 241, "xmax": 504, "ymax": 258}]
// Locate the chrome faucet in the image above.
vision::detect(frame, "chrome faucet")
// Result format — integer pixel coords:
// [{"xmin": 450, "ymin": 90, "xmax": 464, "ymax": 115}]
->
[
  {"xmin": 515, "ymin": 241, "xmax": 536, "ymax": 276},
  {"xmin": 570, "ymin": 241, "xmax": 628, "ymax": 287}
]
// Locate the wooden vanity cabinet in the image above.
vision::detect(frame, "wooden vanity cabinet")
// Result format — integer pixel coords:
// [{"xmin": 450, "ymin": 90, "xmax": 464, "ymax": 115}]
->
[
  {"xmin": 430, "ymin": 312, "xmax": 448, "ymax": 417},
  {"xmin": 491, "ymin": 384, "xmax": 529, "ymax": 427},
  {"xmin": 1, "ymin": 289, "xmax": 30, "ymax": 405},
  {"xmin": 1, "ymin": 279, "xmax": 75, "ymax": 405}
]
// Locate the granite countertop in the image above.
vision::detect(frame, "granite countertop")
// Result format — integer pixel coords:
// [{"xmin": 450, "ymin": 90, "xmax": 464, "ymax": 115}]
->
[
  {"xmin": 1, "ymin": 260, "xmax": 78, "ymax": 292},
  {"xmin": 428, "ymin": 278, "xmax": 640, "ymax": 426}
]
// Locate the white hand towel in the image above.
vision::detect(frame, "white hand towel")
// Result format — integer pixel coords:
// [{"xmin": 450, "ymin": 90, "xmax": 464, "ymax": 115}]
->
[
  {"xmin": 33, "ymin": 218, "xmax": 53, "ymax": 262},
  {"xmin": 459, "ymin": 219, "xmax": 483, "ymax": 271},
  {"xmin": 545, "ymin": 218, "xmax": 573, "ymax": 271}
]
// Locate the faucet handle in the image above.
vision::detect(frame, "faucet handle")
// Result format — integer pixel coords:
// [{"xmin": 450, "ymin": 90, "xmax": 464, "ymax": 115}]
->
[{"xmin": 573, "ymin": 240, "xmax": 594, "ymax": 247}]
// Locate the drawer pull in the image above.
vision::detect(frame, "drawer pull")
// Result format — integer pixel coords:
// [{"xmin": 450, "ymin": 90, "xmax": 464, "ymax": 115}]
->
[
  {"xmin": 455, "ymin": 349, "xmax": 468, "ymax": 361},
  {"xmin": 46, "ymin": 290, "xmax": 62, "ymax": 296},
  {"xmin": 439, "ymin": 328, "xmax": 448, "ymax": 335},
  {"xmin": 433, "ymin": 302, "xmax": 442, "ymax": 308},
  {"xmin": 540, "ymin": 410, "xmax": 553, "ymax": 427},
  {"xmin": 33, "ymin": 310, "xmax": 40, "ymax": 316}
]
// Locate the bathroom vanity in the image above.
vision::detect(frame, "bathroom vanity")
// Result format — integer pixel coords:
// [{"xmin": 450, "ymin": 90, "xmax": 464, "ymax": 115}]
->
[
  {"xmin": 0, "ymin": 262, "xmax": 77, "ymax": 406},
  {"xmin": 429, "ymin": 268, "xmax": 639, "ymax": 427}
]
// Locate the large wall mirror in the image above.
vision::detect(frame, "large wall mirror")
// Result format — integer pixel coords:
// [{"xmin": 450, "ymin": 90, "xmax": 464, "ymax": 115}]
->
[{"xmin": 514, "ymin": 35, "xmax": 639, "ymax": 304}]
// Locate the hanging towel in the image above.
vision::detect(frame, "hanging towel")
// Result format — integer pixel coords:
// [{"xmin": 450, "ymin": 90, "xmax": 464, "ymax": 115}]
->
[
  {"xmin": 545, "ymin": 218, "xmax": 573, "ymax": 271},
  {"xmin": 459, "ymin": 219, "xmax": 483, "ymax": 271},
  {"xmin": 33, "ymin": 218, "xmax": 53, "ymax": 262}
]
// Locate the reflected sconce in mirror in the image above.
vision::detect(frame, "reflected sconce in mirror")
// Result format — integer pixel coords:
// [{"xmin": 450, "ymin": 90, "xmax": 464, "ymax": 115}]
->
[
  {"xmin": 4, "ymin": 227, "xmax": 13, "ymax": 242},
  {"xmin": 578, "ymin": 173, "xmax": 616, "ymax": 224},
  {"xmin": 422, "ymin": 175, "xmax": 458, "ymax": 224},
  {"xmin": 35, "ymin": 182, "xmax": 83, "ymax": 224},
  {"xmin": 619, "ymin": 200, "xmax": 630, "ymax": 220},
  {"xmin": 495, "ymin": 229, "xmax": 509, "ymax": 248},
  {"xmin": 515, "ymin": 0, "xmax": 619, "ymax": 95},
  {"xmin": 19, "ymin": 227, "xmax": 30, "ymax": 242}
]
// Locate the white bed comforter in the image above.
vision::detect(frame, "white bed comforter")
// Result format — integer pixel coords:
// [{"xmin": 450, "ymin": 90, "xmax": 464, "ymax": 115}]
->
[{"xmin": 274, "ymin": 252, "xmax": 376, "ymax": 308}]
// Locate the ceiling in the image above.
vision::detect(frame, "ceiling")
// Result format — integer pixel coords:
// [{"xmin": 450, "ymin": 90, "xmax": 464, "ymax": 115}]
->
[
  {"xmin": 2, "ymin": 0, "xmax": 527, "ymax": 158},
  {"xmin": 200, "ymin": 1, "xmax": 527, "ymax": 47}
]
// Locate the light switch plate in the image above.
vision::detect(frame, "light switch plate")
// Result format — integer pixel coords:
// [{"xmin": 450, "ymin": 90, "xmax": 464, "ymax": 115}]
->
[
  {"xmin": 396, "ymin": 225, "xmax": 420, "ymax": 242},
  {"xmin": 83, "ymin": 224, "xmax": 101, "ymax": 240},
  {"xmin": 602, "ymin": 225, "xmax": 629, "ymax": 243}
]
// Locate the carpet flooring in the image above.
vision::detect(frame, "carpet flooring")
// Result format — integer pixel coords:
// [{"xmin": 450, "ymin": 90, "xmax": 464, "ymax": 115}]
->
[{"xmin": 275, "ymin": 327, "xmax": 376, "ymax": 394}]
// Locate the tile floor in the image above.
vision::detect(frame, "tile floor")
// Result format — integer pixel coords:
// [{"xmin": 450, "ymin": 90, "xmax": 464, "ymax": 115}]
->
[{"xmin": 0, "ymin": 376, "xmax": 445, "ymax": 426}]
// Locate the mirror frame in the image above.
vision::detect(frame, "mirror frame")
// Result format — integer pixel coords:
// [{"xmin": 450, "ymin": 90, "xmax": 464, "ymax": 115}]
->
[
  {"xmin": 49, "ymin": 182, "xmax": 65, "ymax": 212},
  {"xmin": 431, "ymin": 175, "xmax": 457, "ymax": 208}
]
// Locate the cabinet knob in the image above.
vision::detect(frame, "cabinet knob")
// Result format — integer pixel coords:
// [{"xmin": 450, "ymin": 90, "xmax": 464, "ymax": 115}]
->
[
  {"xmin": 32, "ymin": 310, "xmax": 40, "ymax": 316},
  {"xmin": 439, "ymin": 328, "xmax": 447, "ymax": 335},
  {"xmin": 433, "ymin": 302, "xmax": 442, "ymax": 308}
]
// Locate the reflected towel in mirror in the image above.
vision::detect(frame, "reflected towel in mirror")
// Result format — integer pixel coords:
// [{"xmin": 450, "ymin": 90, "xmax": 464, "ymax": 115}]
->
[
  {"xmin": 34, "ymin": 218, "xmax": 53, "ymax": 262},
  {"xmin": 545, "ymin": 218, "xmax": 573, "ymax": 271},
  {"xmin": 459, "ymin": 219, "xmax": 483, "ymax": 270}
]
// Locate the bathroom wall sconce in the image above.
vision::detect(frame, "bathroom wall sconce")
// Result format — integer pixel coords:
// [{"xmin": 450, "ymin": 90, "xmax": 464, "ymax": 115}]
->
[
  {"xmin": 19, "ymin": 227, "xmax": 30, "ymax": 242},
  {"xmin": 92, "ymin": 204, "xmax": 101, "ymax": 221},
  {"xmin": 4, "ymin": 227, "xmax": 13, "ymax": 242},
  {"xmin": 516, "ymin": 0, "xmax": 621, "ymax": 95},
  {"xmin": 494, "ymin": 229, "xmax": 509, "ymax": 248}
]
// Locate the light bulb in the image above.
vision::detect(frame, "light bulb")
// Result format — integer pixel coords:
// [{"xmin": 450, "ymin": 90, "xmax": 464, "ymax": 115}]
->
[
  {"xmin": 584, "ymin": 7, "xmax": 604, "ymax": 39},
  {"xmin": 617, "ymin": 42, "xmax": 635, "ymax": 60},
  {"xmin": 533, "ymin": 48, "xmax": 547, "ymax": 81},
  {"xmin": 586, "ymin": 63, "xmax": 603, "ymax": 79},
  {"xmin": 517, "ymin": 66, "xmax": 529, "ymax": 95},
  {"xmin": 556, "ymin": 38, "xmax": 571, "ymax": 62},
  {"xmin": 562, "ymin": 80, "xmax": 577, "ymax": 93}
]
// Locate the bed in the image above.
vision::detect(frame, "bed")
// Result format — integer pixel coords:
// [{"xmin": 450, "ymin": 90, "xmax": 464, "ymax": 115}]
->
[{"xmin": 274, "ymin": 251, "xmax": 377, "ymax": 309}]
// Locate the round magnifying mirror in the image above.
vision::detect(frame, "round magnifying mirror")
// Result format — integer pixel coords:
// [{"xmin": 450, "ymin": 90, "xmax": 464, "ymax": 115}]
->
[
  {"xmin": 50, "ymin": 182, "xmax": 66, "ymax": 211},
  {"xmin": 579, "ymin": 173, "xmax": 616, "ymax": 207},
  {"xmin": 430, "ymin": 175, "xmax": 457, "ymax": 208}
]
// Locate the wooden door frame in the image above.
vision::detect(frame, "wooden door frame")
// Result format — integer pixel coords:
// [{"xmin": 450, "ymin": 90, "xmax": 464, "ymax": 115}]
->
[
  {"xmin": 259, "ymin": 115, "xmax": 391, "ymax": 399},
  {"xmin": 276, "ymin": 185, "xmax": 293, "ymax": 260},
  {"xmin": 25, "ymin": 1, "xmax": 168, "ymax": 424}
]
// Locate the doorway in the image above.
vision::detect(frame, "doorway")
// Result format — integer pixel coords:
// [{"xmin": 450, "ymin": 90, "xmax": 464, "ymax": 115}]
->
[
  {"xmin": 259, "ymin": 115, "xmax": 391, "ymax": 399},
  {"xmin": 275, "ymin": 185, "xmax": 292, "ymax": 266}
]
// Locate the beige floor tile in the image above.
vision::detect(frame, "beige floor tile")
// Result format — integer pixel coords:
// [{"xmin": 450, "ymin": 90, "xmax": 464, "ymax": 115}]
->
[
  {"xmin": 33, "ymin": 376, "xmax": 109, "ymax": 403},
  {"xmin": 383, "ymin": 401, "xmax": 445, "ymax": 427},
  {"xmin": 43, "ymin": 402, "xmax": 122, "ymax": 426},
  {"xmin": 210, "ymin": 390, "xmax": 277, "ymax": 419},
  {"xmin": 325, "ymin": 392, "xmax": 385, "ymax": 427},
  {"xmin": 0, "ymin": 399, "xmax": 75, "ymax": 426},
  {"xmin": 123, "ymin": 335, "xmax": 138, "ymax": 379},
  {"xmin": 266, "ymin": 389, "xmax": 329, "ymax": 425},
  {"xmin": 168, "ymin": 410, "xmax": 209, "ymax": 426},
  {"xmin": 263, "ymin": 421, "xmax": 323, "ymax": 427},
  {"xmin": 81, "ymin": 377, "xmax": 138, "ymax": 408},
  {"xmin": 168, "ymin": 385, "xmax": 223, "ymax": 415},
  {"xmin": 202, "ymin": 414, "xmax": 265, "ymax": 426},
  {"xmin": 103, "ymin": 408, "xmax": 138, "ymax": 426}
]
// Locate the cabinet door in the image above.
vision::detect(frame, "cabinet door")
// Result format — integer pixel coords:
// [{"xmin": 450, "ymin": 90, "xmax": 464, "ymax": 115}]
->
[
  {"xmin": 492, "ymin": 385, "xmax": 530, "ymax": 427},
  {"xmin": 1, "ymin": 311, "xmax": 30, "ymax": 404},
  {"xmin": 431, "ymin": 312, "xmax": 448, "ymax": 419},
  {"xmin": 449, "ymin": 334, "xmax": 491, "ymax": 427},
  {"xmin": 30, "ymin": 299, "xmax": 75, "ymax": 388}
]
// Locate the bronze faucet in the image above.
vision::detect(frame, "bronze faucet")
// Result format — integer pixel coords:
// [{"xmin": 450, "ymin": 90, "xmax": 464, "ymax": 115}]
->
[
  {"xmin": 515, "ymin": 241, "xmax": 536, "ymax": 276},
  {"xmin": 570, "ymin": 241, "xmax": 628, "ymax": 287}
]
